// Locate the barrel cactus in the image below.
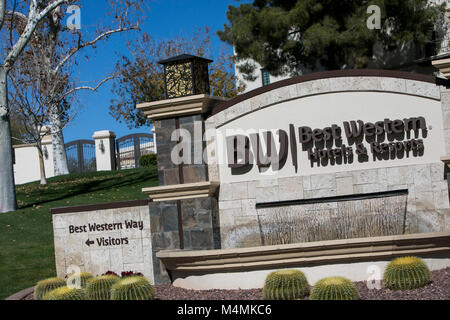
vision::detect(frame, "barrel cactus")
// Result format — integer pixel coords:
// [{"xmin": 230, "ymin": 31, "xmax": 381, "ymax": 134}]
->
[
  {"xmin": 384, "ymin": 256, "xmax": 431, "ymax": 290},
  {"xmin": 67, "ymin": 272, "xmax": 94, "ymax": 289},
  {"xmin": 86, "ymin": 275, "xmax": 120, "ymax": 300},
  {"xmin": 263, "ymin": 270, "xmax": 310, "ymax": 300},
  {"xmin": 43, "ymin": 286, "xmax": 86, "ymax": 300},
  {"xmin": 34, "ymin": 277, "xmax": 66, "ymax": 300},
  {"xmin": 111, "ymin": 276, "xmax": 154, "ymax": 300},
  {"xmin": 310, "ymin": 277, "xmax": 359, "ymax": 300}
]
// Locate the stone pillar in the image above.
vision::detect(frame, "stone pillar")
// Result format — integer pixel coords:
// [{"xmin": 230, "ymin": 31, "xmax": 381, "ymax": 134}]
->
[
  {"xmin": 93, "ymin": 130, "xmax": 117, "ymax": 171},
  {"xmin": 137, "ymin": 94, "xmax": 227, "ymax": 284}
]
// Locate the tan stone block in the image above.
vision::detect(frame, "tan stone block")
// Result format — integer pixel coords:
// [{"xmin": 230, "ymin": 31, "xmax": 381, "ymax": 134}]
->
[
  {"xmin": 231, "ymin": 182, "xmax": 248, "ymax": 200},
  {"xmin": 241, "ymin": 199, "xmax": 257, "ymax": 216},
  {"xmin": 335, "ymin": 171, "xmax": 352, "ymax": 178},
  {"xmin": 378, "ymin": 168, "xmax": 388, "ymax": 184},
  {"xmin": 247, "ymin": 181, "xmax": 258, "ymax": 199},
  {"xmin": 65, "ymin": 249, "xmax": 85, "ymax": 272},
  {"xmin": 336, "ymin": 176, "xmax": 354, "ymax": 196},
  {"xmin": 214, "ymin": 111, "xmax": 226, "ymax": 128},
  {"xmin": 278, "ymin": 177, "xmax": 304, "ymax": 201},
  {"xmin": 220, "ymin": 200, "xmax": 242, "ymax": 210},
  {"xmin": 442, "ymin": 106, "xmax": 450, "ymax": 130},
  {"xmin": 433, "ymin": 189, "xmax": 450, "ymax": 210},
  {"xmin": 431, "ymin": 163, "xmax": 445, "ymax": 182},
  {"xmin": 54, "ymin": 239, "xmax": 66, "ymax": 278},
  {"xmin": 444, "ymin": 128, "xmax": 450, "ymax": 154},
  {"xmin": 122, "ymin": 238, "xmax": 144, "ymax": 264},
  {"xmin": 413, "ymin": 165, "xmax": 432, "ymax": 193},
  {"xmin": 303, "ymin": 176, "xmax": 312, "ymax": 191},
  {"xmin": 62, "ymin": 212, "xmax": 89, "ymax": 230},
  {"xmin": 304, "ymin": 188, "xmax": 336, "ymax": 199},
  {"xmin": 380, "ymin": 78, "xmax": 406, "ymax": 93},
  {"xmin": 256, "ymin": 186, "xmax": 279, "ymax": 203},
  {"xmin": 415, "ymin": 210, "xmax": 445, "ymax": 233},
  {"xmin": 208, "ymin": 164, "xmax": 220, "ymax": 182},
  {"xmin": 257, "ymin": 178, "xmax": 278, "ymax": 188},
  {"xmin": 288, "ymin": 84, "xmax": 299, "ymax": 98},
  {"xmin": 406, "ymin": 80, "xmax": 440, "ymax": 99},
  {"xmin": 240, "ymin": 100, "xmax": 252, "ymax": 115},
  {"xmin": 415, "ymin": 192, "xmax": 436, "ymax": 211},
  {"xmin": 53, "ymin": 228, "xmax": 67, "ymax": 238},
  {"xmin": 311, "ymin": 174, "xmax": 336, "ymax": 190},
  {"xmin": 219, "ymin": 209, "xmax": 235, "ymax": 227},
  {"xmin": 110, "ymin": 248, "xmax": 124, "ymax": 274},
  {"xmin": 121, "ymin": 224, "xmax": 143, "ymax": 240},
  {"xmin": 272, "ymin": 86, "xmax": 291, "ymax": 105},
  {"xmin": 353, "ymin": 77, "xmax": 382, "ymax": 91},
  {"xmin": 352, "ymin": 169, "xmax": 379, "ymax": 185},
  {"xmin": 445, "ymin": 211, "xmax": 450, "ymax": 231},
  {"xmin": 87, "ymin": 210, "xmax": 114, "ymax": 227},
  {"xmin": 53, "ymin": 215, "xmax": 67, "ymax": 229},
  {"xmin": 302, "ymin": 79, "xmax": 331, "ymax": 96},
  {"xmin": 219, "ymin": 183, "xmax": 234, "ymax": 201}
]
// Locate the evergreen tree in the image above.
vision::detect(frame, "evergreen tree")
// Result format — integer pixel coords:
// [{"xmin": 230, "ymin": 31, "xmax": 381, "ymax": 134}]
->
[{"xmin": 218, "ymin": 0, "xmax": 445, "ymax": 78}]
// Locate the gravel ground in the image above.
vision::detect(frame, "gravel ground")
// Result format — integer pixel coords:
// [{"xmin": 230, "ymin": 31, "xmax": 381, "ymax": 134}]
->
[{"xmin": 22, "ymin": 267, "xmax": 449, "ymax": 300}]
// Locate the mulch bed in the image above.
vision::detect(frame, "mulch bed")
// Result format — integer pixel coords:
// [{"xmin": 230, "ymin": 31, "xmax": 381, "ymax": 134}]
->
[{"xmin": 21, "ymin": 267, "xmax": 449, "ymax": 300}]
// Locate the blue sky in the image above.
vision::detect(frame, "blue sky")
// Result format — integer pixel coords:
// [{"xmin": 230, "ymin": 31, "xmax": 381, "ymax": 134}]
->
[{"xmin": 63, "ymin": 0, "xmax": 241, "ymax": 142}]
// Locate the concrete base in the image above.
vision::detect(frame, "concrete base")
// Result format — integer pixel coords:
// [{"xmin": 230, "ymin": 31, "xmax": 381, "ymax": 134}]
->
[{"xmin": 172, "ymin": 255, "xmax": 450, "ymax": 290}]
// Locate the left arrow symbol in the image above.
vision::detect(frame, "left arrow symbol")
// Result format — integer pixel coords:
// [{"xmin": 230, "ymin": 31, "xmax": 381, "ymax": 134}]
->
[{"xmin": 85, "ymin": 239, "xmax": 94, "ymax": 247}]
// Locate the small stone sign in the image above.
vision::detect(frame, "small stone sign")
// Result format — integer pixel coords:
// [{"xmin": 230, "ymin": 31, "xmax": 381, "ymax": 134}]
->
[{"xmin": 52, "ymin": 200, "xmax": 154, "ymax": 284}]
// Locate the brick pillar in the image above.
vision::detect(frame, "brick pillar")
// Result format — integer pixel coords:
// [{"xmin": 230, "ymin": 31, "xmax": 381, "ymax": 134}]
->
[{"xmin": 138, "ymin": 94, "xmax": 227, "ymax": 284}]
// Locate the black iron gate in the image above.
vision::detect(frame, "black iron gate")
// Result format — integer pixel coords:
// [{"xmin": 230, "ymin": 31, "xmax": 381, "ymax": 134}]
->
[
  {"xmin": 65, "ymin": 140, "xmax": 97, "ymax": 174},
  {"xmin": 116, "ymin": 133, "xmax": 154, "ymax": 169}
]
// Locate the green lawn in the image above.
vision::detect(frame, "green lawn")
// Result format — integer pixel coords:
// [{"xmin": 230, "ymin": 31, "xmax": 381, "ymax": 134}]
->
[{"xmin": 0, "ymin": 167, "xmax": 158, "ymax": 300}]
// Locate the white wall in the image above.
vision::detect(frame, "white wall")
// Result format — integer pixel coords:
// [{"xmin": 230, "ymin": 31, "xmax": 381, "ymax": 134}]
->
[{"xmin": 13, "ymin": 141, "xmax": 55, "ymax": 185}]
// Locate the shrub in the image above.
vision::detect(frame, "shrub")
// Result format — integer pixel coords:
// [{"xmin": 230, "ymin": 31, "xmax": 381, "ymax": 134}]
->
[
  {"xmin": 263, "ymin": 270, "xmax": 309, "ymax": 300},
  {"xmin": 310, "ymin": 277, "xmax": 359, "ymax": 300},
  {"xmin": 384, "ymin": 256, "xmax": 431, "ymax": 290},
  {"xmin": 86, "ymin": 275, "xmax": 120, "ymax": 300},
  {"xmin": 67, "ymin": 272, "xmax": 94, "ymax": 289},
  {"xmin": 34, "ymin": 277, "xmax": 66, "ymax": 300},
  {"xmin": 111, "ymin": 276, "xmax": 154, "ymax": 300},
  {"xmin": 139, "ymin": 154, "xmax": 157, "ymax": 168},
  {"xmin": 43, "ymin": 286, "xmax": 86, "ymax": 300}
]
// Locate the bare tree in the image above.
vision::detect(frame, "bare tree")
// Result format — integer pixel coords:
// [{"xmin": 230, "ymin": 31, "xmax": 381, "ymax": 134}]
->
[
  {"xmin": 0, "ymin": 1, "xmax": 144, "ymax": 213},
  {"xmin": 0, "ymin": 0, "xmax": 70, "ymax": 213},
  {"xmin": 8, "ymin": 37, "xmax": 71, "ymax": 185},
  {"xmin": 26, "ymin": 0, "xmax": 144, "ymax": 177}
]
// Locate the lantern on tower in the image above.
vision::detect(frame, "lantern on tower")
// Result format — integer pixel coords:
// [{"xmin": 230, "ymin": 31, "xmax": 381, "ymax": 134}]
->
[{"xmin": 158, "ymin": 54, "xmax": 213, "ymax": 99}]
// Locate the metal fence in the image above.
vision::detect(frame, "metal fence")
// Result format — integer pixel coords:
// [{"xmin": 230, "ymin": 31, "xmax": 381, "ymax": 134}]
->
[
  {"xmin": 65, "ymin": 140, "xmax": 97, "ymax": 174},
  {"xmin": 116, "ymin": 133, "xmax": 155, "ymax": 170}
]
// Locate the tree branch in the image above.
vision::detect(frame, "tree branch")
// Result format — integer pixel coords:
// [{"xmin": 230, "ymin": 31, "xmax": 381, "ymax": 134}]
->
[
  {"xmin": 5, "ymin": 10, "xmax": 28, "ymax": 23},
  {"xmin": 0, "ymin": 0, "xmax": 6, "ymax": 32},
  {"xmin": 61, "ymin": 75, "xmax": 115, "ymax": 99},
  {"xmin": 55, "ymin": 25, "xmax": 139, "ymax": 73},
  {"xmin": 4, "ymin": 0, "xmax": 68, "ymax": 70}
]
